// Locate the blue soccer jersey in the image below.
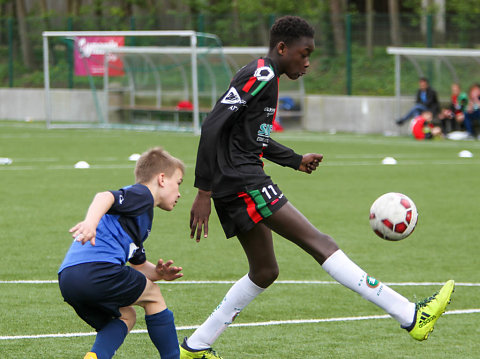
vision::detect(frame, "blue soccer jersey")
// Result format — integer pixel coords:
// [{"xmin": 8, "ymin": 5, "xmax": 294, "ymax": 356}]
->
[{"xmin": 59, "ymin": 183, "xmax": 154, "ymax": 273}]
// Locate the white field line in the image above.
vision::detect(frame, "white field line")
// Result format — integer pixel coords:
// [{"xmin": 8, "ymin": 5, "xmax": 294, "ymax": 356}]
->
[
  {"xmin": 276, "ymin": 133, "xmax": 480, "ymax": 148},
  {"xmin": 1, "ymin": 279, "xmax": 479, "ymax": 286},
  {"xmin": 0, "ymin": 163, "xmax": 195, "ymax": 171},
  {"xmin": 1, "ymin": 159, "xmax": 479, "ymax": 171},
  {"xmin": 0, "ymin": 309, "xmax": 478, "ymax": 341}
]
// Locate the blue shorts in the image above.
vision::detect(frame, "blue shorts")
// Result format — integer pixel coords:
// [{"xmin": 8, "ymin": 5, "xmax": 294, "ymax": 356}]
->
[
  {"xmin": 58, "ymin": 262, "xmax": 147, "ymax": 331},
  {"xmin": 213, "ymin": 182, "xmax": 288, "ymax": 238}
]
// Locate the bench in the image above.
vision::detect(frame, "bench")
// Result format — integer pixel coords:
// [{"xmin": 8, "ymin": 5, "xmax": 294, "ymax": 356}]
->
[
  {"xmin": 117, "ymin": 105, "xmax": 211, "ymax": 126},
  {"xmin": 116, "ymin": 105, "xmax": 303, "ymax": 130}
]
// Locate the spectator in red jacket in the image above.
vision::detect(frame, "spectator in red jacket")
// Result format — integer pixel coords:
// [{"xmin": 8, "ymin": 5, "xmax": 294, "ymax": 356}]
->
[{"xmin": 410, "ymin": 111, "xmax": 442, "ymax": 140}]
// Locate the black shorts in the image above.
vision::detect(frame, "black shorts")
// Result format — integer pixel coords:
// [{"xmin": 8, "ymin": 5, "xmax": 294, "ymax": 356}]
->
[
  {"xmin": 213, "ymin": 182, "xmax": 288, "ymax": 238},
  {"xmin": 58, "ymin": 262, "xmax": 147, "ymax": 331}
]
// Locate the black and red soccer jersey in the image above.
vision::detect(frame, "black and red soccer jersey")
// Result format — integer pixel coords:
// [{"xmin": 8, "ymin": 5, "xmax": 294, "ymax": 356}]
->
[{"xmin": 194, "ymin": 57, "xmax": 302, "ymax": 198}]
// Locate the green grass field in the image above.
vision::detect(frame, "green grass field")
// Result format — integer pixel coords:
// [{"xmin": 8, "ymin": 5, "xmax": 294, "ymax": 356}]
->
[{"xmin": 0, "ymin": 120, "xmax": 479, "ymax": 358}]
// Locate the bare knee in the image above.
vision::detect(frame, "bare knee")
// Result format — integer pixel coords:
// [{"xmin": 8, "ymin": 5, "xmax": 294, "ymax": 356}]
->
[
  {"xmin": 309, "ymin": 233, "xmax": 339, "ymax": 264},
  {"xmin": 249, "ymin": 265, "xmax": 279, "ymax": 288},
  {"xmin": 134, "ymin": 280, "xmax": 167, "ymax": 315},
  {"xmin": 119, "ymin": 306, "xmax": 137, "ymax": 332}
]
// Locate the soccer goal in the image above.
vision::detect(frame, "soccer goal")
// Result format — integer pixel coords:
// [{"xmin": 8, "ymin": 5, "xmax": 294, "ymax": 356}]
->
[
  {"xmin": 387, "ymin": 46, "xmax": 480, "ymax": 119},
  {"xmin": 43, "ymin": 31, "xmax": 306, "ymax": 133},
  {"xmin": 42, "ymin": 30, "xmax": 230, "ymax": 134}
]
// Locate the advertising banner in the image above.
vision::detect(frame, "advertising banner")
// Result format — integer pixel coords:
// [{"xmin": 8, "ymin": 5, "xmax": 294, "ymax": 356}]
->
[{"xmin": 74, "ymin": 36, "xmax": 125, "ymax": 76}]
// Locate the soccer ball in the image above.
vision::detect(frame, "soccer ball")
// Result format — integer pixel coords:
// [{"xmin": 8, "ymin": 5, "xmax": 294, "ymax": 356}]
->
[{"xmin": 369, "ymin": 192, "xmax": 418, "ymax": 241}]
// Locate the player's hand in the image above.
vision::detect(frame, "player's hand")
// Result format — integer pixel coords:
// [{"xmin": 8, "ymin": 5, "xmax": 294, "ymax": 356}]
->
[
  {"xmin": 155, "ymin": 259, "xmax": 183, "ymax": 281},
  {"xmin": 189, "ymin": 190, "xmax": 212, "ymax": 242},
  {"xmin": 299, "ymin": 153, "xmax": 323, "ymax": 174},
  {"xmin": 69, "ymin": 221, "xmax": 97, "ymax": 246}
]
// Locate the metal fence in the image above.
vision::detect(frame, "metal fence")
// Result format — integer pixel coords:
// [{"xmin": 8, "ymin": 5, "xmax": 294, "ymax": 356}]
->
[{"xmin": 1, "ymin": 13, "xmax": 480, "ymax": 95}]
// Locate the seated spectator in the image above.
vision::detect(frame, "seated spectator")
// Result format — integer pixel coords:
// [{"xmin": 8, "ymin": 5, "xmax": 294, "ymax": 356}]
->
[
  {"xmin": 410, "ymin": 110, "xmax": 443, "ymax": 140},
  {"xmin": 463, "ymin": 83, "xmax": 480, "ymax": 138},
  {"xmin": 396, "ymin": 77, "xmax": 440, "ymax": 125},
  {"xmin": 438, "ymin": 83, "xmax": 468, "ymax": 134}
]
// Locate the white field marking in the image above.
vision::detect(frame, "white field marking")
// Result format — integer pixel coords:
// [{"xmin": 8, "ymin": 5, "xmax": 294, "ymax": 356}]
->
[
  {"xmin": 276, "ymin": 133, "xmax": 480, "ymax": 148},
  {"xmin": 0, "ymin": 164, "xmax": 135, "ymax": 171},
  {"xmin": 1, "ymin": 280, "xmax": 479, "ymax": 287},
  {"xmin": 323, "ymin": 160, "xmax": 480, "ymax": 166},
  {"xmin": 1, "ymin": 159, "xmax": 478, "ymax": 171},
  {"xmin": 0, "ymin": 309, "xmax": 478, "ymax": 341},
  {"xmin": 0, "ymin": 163, "xmax": 194, "ymax": 171},
  {"xmin": 12, "ymin": 158, "xmax": 59, "ymax": 163}
]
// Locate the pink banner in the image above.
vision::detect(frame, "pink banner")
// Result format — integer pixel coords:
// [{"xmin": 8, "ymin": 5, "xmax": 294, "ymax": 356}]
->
[{"xmin": 74, "ymin": 36, "xmax": 125, "ymax": 76}]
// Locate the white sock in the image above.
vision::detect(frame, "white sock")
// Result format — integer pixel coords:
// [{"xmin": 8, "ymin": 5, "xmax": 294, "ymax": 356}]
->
[
  {"xmin": 322, "ymin": 249, "xmax": 415, "ymax": 327},
  {"xmin": 186, "ymin": 274, "xmax": 265, "ymax": 350}
]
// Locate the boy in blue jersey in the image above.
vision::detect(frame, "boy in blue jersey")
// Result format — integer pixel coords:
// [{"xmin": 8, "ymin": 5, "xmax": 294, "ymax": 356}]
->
[{"xmin": 59, "ymin": 147, "xmax": 184, "ymax": 359}]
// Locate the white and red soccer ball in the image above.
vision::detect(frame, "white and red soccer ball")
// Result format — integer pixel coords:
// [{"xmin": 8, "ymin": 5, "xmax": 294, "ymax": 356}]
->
[{"xmin": 369, "ymin": 192, "xmax": 418, "ymax": 241}]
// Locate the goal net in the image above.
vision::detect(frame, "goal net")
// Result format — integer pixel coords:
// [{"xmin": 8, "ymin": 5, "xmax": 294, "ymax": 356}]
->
[
  {"xmin": 42, "ymin": 30, "xmax": 230, "ymax": 134},
  {"xmin": 387, "ymin": 47, "xmax": 480, "ymax": 120}
]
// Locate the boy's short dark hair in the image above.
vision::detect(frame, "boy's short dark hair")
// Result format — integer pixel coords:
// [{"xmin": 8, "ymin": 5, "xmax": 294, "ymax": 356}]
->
[
  {"xmin": 269, "ymin": 16, "xmax": 315, "ymax": 50},
  {"xmin": 135, "ymin": 147, "xmax": 184, "ymax": 183}
]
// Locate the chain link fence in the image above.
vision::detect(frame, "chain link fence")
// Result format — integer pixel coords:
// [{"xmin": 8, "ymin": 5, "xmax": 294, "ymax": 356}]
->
[{"xmin": 1, "ymin": 13, "xmax": 480, "ymax": 95}]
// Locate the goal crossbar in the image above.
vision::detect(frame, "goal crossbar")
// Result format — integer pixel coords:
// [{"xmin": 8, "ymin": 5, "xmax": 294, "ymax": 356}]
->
[
  {"xmin": 387, "ymin": 46, "xmax": 480, "ymax": 119},
  {"xmin": 387, "ymin": 46, "xmax": 480, "ymax": 57}
]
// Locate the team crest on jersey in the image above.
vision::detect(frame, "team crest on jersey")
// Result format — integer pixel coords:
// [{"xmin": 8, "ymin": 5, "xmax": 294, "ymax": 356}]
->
[
  {"xmin": 221, "ymin": 87, "xmax": 245, "ymax": 105},
  {"xmin": 254, "ymin": 66, "xmax": 274, "ymax": 82}
]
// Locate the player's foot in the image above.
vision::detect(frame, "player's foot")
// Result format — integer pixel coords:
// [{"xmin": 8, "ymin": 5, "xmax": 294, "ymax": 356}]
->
[
  {"xmin": 180, "ymin": 337, "xmax": 223, "ymax": 358},
  {"xmin": 402, "ymin": 279, "xmax": 455, "ymax": 341},
  {"xmin": 83, "ymin": 353, "xmax": 98, "ymax": 359}
]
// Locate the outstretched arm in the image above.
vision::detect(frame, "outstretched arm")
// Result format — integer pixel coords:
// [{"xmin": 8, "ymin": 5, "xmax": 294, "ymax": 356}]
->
[
  {"xmin": 262, "ymin": 139, "xmax": 323, "ymax": 174},
  {"xmin": 69, "ymin": 191, "xmax": 114, "ymax": 246},
  {"xmin": 131, "ymin": 259, "xmax": 183, "ymax": 282},
  {"xmin": 190, "ymin": 189, "xmax": 212, "ymax": 242}
]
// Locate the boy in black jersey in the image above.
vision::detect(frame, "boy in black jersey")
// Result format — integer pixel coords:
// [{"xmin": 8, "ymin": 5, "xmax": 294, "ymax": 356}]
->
[{"xmin": 181, "ymin": 16, "xmax": 454, "ymax": 359}]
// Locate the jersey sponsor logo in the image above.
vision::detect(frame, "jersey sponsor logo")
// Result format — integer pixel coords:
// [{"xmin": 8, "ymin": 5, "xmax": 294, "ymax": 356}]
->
[
  {"xmin": 254, "ymin": 66, "xmax": 274, "ymax": 82},
  {"xmin": 264, "ymin": 107, "xmax": 276, "ymax": 117},
  {"xmin": 257, "ymin": 123, "xmax": 273, "ymax": 144},
  {"xmin": 119, "ymin": 194, "xmax": 124, "ymax": 204},
  {"xmin": 257, "ymin": 123, "xmax": 273, "ymax": 138},
  {"xmin": 221, "ymin": 87, "xmax": 245, "ymax": 105},
  {"xmin": 228, "ymin": 105, "xmax": 239, "ymax": 112}
]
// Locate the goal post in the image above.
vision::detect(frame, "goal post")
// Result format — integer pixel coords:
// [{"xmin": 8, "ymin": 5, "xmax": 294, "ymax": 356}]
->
[{"xmin": 42, "ymin": 30, "xmax": 226, "ymax": 134}]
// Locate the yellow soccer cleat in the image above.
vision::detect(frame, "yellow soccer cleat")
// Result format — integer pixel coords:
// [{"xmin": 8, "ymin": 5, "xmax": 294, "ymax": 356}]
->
[
  {"xmin": 83, "ymin": 352, "xmax": 98, "ymax": 359},
  {"xmin": 180, "ymin": 337, "xmax": 223, "ymax": 359},
  {"xmin": 403, "ymin": 279, "xmax": 455, "ymax": 341}
]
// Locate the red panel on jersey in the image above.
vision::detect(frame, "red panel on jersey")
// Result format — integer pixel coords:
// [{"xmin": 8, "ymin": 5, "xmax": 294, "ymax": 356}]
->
[
  {"xmin": 242, "ymin": 77, "xmax": 257, "ymax": 93},
  {"xmin": 242, "ymin": 58, "xmax": 266, "ymax": 93}
]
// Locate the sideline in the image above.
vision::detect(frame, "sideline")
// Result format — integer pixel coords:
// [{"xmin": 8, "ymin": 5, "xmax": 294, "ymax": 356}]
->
[
  {"xmin": 1, "ymin": 279, "xmax": 480, "ymax": 286},
  {"xmin": 0, "ymin": 309, "xmax": 478, "ymax": 341}
]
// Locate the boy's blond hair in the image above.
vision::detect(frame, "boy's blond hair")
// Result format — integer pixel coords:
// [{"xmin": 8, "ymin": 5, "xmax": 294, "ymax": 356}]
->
[{"xmin": 134, "ymin": 147, "xmax": 184, "ymax": 183}]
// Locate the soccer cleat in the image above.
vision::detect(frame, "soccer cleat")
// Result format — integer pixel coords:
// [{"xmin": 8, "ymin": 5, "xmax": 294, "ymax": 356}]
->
[
  {"xmin": 180, "ymin": 337, "xmax": 223, "ymax": 359},
  {"xmin": 403, "ymin": 279, "xmax": 455, "ymax": 341},
  {"xmin": 83, "ymin": 353, "xmax": 98, "ymax": 359}
]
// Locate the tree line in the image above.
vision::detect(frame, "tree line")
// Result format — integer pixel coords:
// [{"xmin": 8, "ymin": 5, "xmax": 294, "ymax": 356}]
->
[{"xmin": 2, "ymin": 0, "xmax": 480, "ymax": 70}]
